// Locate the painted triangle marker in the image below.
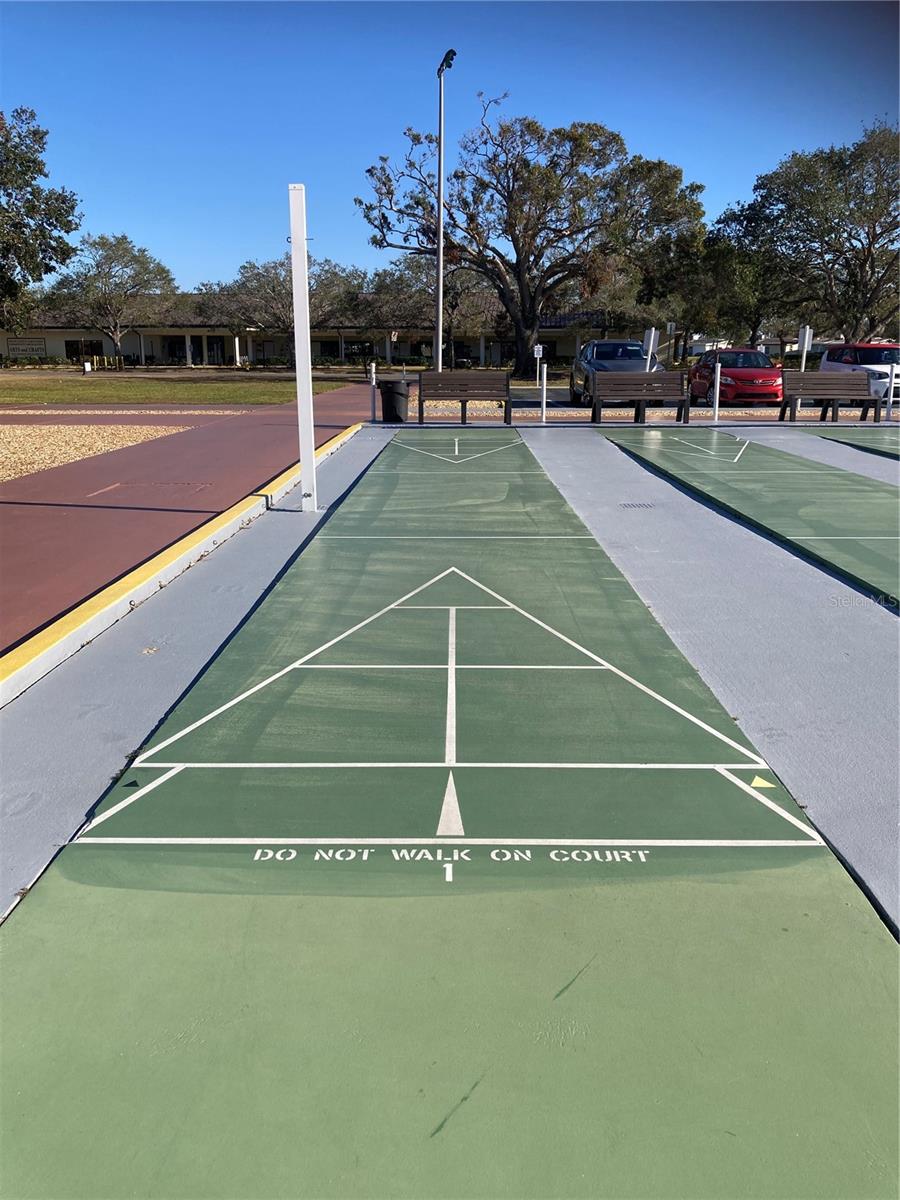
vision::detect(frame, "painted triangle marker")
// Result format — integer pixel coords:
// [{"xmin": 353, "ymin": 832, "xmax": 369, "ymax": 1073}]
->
[
  {"xmin": 751, "ymin": 775, "xmax": 776, "ymax": 789},
  {"xmin": 436, "ymin": 771, "xmax": 465, "ymax": 836}
]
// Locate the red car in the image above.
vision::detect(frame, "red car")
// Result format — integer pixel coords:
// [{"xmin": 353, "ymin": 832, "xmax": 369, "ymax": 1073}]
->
[{"xmin": 688, "ymin": 348, "xmax": 783, "ymax": 405}]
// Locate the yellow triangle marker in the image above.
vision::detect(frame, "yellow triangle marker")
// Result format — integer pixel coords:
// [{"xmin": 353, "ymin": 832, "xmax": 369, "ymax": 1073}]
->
[{"xmin": 751, "ymin": 775, "xmax": 776, "ymax": 789}]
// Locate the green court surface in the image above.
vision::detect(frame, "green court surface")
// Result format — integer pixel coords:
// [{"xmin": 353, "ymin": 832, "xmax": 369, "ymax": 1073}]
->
[
  {"xmin": 816, "ymin": 425, "xmax": 900, "ymax": 460},
  {"xmin": 2, "ymin": 429, "xmax": 897, "ymax": 1199},
  {"xmin": 606, "ymin": 427, "xmax": 900, "ymax": 605}
]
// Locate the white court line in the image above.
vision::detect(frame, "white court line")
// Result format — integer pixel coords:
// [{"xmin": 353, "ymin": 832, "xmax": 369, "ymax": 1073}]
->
[
  {"xmin": 671, "ymin": 437, "xmax": 718, "ymax": 456},
  {"xmin": 789, "ymin": 535, "xmax": 900, "ymax": 540},
  {"xmin": 447, "ymin": 568, "xmax": 767, "ymax": 768},
  {"xmin": 393, "ymin": 441, "xmax": 525, "ymax": 465},
  {"xmin": 76, "ymin": 836, "xmax": 822, "ymax": 848},
  {"xmin": 135, "ymin": 567, "xmax": 765, "ymax": 771},
  {"xmin": 716, "ymin": 768, "xmax": 823, "ymax": 844},
  {"xmin": 318, "ymin": 536, "xmax": 595, "ymax": 540},
  {"xmin": 396, "ymin": 605, "xmax": 511, "ymax": 610},
  {"xmin": 445, "ymin": 608, "xmax": 457, "ymax": 765},
  {"xmin": 733, "ymin": 440, "xmax": 750, "ymax": 463},
  {"xmin": 81, "ymin": 766, "xmax": 185, "ymax": 832},
  {"xmin": 134, "ymin": 761, "xmax": 766, "ymax": 770},
  {"xmin": 134, "ymin": 568, "xmax": 467, "ymax": 764},
  {"xmin": 290, "ymin": 664, "xmax": 609, "ymax": 670}
]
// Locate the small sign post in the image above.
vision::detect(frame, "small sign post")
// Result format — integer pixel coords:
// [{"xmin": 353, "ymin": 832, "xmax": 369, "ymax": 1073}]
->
[
  {"xmin": 369, "ymin": 361, "xmax": 377, "ymax": 422},
  {"xmin": 534, "ymin": 343, "xmax": 543, "ymax": 386},
  {"xmin": 288, "ymin": 183, "xmax": 317, "ymax": 512},
  {"xmin": 540, "ymin": 362, "xmax": 548, "ymax": 424}
]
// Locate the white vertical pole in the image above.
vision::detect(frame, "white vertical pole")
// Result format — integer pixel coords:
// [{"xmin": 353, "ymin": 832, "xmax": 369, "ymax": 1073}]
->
[
  {"xmin": 233, "ymin": 334, "xmax": 240, "ymax": 366},
  {"xmin": 289, "ymin": 184, "xmax": 317, "ymax": 513},
  {"xmin": 886, "ymin": 364, "xmax": 896, "ymax": 422},
  {"xmin": 435, "ymin": 70, "xmax": 445, "ymax": 372},
  {"xmin": 184, "ymin": 333, "xmax": 192, "ymax": 367},
  {"xmin": 535, "ymin": 352, "xmax": 540, "ymax": 386},
  {"xmin": 540, "ymin": 362, "xmax": 547, "ymax": 424},
  {"xmin": 712, "ymin": 361, "xmax": 721, "ymax": 422},
  {"xmin": 369, "ymin": 360, "xmax": 377, "ymax": 422}
]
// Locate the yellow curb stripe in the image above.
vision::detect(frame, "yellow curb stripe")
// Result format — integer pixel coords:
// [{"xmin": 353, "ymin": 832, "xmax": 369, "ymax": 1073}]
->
[{"xmin": 0, "ymin": 422, "xmax": 364, "ymax": 689}]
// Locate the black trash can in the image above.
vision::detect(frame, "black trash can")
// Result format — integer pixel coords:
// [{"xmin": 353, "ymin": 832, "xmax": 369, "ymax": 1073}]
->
[{"xmin": 378, "ymin": 379, "xmax": 409, "ymax": 423}]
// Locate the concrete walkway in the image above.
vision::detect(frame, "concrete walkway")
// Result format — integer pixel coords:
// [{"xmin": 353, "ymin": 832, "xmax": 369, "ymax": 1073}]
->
[
  {"xmin": 523, "ymin": 426, "xmax": 899, "ymax": 929},
  {"xmin": 0, "ymin": 386, "xmax": 372, "ymax": 653},
  {"xmin": 0, "ymin": 427, "xmax": 393, "ymax": 915}
]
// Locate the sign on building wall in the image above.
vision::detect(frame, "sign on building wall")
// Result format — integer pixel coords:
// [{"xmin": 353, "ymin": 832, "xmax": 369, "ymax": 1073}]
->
[{"xmin": 7, "ymin": 337, "xmax": 47, "ymax": 357}]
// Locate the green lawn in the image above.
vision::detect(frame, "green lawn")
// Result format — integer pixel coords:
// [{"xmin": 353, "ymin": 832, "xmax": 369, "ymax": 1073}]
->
[{"xmin": 0, "ymin": 373, "xmax": 347, "ymax": 406}]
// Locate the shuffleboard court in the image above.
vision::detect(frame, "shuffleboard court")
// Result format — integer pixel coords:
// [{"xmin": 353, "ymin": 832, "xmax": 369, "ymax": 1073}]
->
[
  {"xmin": 816, "ymin": 425, "xmax": 900, "ymax": 461},
  {"xmin": 1, "ymin": 428, "xmax": 897, "ymax": 1199},
  {"xmin": 605, "ymin": 427, "xmax": 900, "ymax": 605}
]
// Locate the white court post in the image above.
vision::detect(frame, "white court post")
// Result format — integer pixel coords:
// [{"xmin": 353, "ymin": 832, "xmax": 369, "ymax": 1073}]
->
[
  {"xmin": 712, "ymin": 361, "xmax": 722, "ymax": 422},
  {"xmin": 540, "ymin": 362, "xmax": 548, "ymax": 423},
  {"xmin": 369, "ymin": 360, "xmax": 377, "ymax": 422},
  {"xmin": 288, "ymin": 184, "xmax": 317, "ymax": 512},
  {"xmin": 642, "ymin": 327, "xmax": 659, "ymax": 372},
  {"xmin": 887, "ymin": 363, "xmax": 896, "ymax": 422},
  {"xmin": 798, "ymin": 324, "xmax": 813, "ymax": 373}
]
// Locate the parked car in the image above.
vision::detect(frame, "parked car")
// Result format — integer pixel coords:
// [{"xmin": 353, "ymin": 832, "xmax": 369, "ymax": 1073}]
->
[
  {"xmin": 569, "ymin": 340, "xmax": 664, "ymax": 403},
  {"xmin": 819, "ymin": 343, "xmax": 900, "ymax": 400},
  {"xmin": 688, "ymin": 348, "xmax": 782, "ymax": 405}
]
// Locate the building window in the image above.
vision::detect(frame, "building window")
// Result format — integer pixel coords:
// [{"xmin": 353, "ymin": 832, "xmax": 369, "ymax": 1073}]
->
[{"xmin": 64, "ymin": 339, "xmax": 104, "ymax": 360}]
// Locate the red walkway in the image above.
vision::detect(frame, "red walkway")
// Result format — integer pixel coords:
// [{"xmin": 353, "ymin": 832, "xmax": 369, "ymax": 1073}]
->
[{"xmin": 0, "ymin": 387, "xmax": 371, "ymax": 654}]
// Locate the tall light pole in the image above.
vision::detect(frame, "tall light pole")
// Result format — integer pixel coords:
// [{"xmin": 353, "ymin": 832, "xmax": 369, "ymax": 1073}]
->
[{"xmin": 435, "ymin": 48, "xmax": 456, "ymax": 373}]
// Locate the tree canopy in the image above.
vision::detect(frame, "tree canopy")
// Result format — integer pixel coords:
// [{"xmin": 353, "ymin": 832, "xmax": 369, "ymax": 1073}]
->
[
  {"xmin": 746, "ymin": 123, "xmax": 899, "ymax": 342},
  {"xmin": 357, "ymin": 97, "xmax": 704, "ymax": 373},
  {"xmin": 48, "ymin": 234, "xmax": 176, "ymax": 353},
  {"xmin": 0, "ymin": 107, "xmax": 80, "ymax": 330}
]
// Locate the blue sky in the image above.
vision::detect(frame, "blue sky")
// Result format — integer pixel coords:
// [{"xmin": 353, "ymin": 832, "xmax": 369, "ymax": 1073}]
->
[{"xmin": 2, "ymin": 1, "xmax": 897, "ymax": 289}]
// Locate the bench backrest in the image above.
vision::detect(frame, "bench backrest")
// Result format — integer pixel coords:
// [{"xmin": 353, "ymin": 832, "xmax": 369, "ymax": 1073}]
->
[
  {"xmin": 782, "ymin": 370, "xmax": 870, "ymax": 398},
  {"xmin": 592, "ymin": 372, "xmax": 685, "ymax": 400},
  {"xmin": 419, "ymin": 370, "xmax": 509, "ymax": 400}
]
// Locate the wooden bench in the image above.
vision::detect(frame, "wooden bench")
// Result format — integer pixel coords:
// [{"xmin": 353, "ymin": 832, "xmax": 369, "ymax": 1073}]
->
[
  {"xmin": 589, "ymin": 372, "xmax": 687, "ymax": 424},
  {"xmin": 417, "ymin": 370, "xmax": 511, "ymax": 424},
  {"xmin": 779, "ymin": 371, "xmax": 873, "ymax": 422}
]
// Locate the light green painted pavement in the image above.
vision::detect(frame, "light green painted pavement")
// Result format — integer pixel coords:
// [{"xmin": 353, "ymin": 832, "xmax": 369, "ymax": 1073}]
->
[
  {"xmin": 816, "ymin": 425, "xmax": 900, "ymax": 461},
  {"xmin": 604, "ymin": 427, "xmax": 900, "ymax": 605},
  {"xmin": 1, "ymin": 428, "xmax": 897, "ymax": 1200}
]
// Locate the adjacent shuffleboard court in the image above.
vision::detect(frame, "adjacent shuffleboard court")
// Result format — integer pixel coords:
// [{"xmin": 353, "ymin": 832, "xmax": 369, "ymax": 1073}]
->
[
  {"xmin": 2, "ymin": 428, "xmax": 897, "ymax": 1199},
  {"xmin": 816, "ymin": 424, "xmax": 900, "ymax": 461},
  {"xmin": 605, "ymin": 427, "xmax": 900, "ymax": 605}
]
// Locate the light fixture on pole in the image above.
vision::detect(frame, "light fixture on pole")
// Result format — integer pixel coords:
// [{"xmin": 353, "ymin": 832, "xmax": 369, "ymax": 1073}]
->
[{"xmin": 435, "ymin": 48, "xmax": 456, "ymax": 373}]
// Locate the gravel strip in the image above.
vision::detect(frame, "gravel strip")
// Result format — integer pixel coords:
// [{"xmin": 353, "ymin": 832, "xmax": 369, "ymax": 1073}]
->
[
  {"xmin": 0, "ymin": 424, "xmax": 190, "ymax": 482},
  {"xmin": 0, "ymin": 409, "xmax": 247, "ymax": 417}
]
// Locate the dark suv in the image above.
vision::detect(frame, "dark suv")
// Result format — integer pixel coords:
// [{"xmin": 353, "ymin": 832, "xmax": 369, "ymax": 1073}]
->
[{"xmin": 569, "ymin": 340, "xmax": 662, "ymax": 404}]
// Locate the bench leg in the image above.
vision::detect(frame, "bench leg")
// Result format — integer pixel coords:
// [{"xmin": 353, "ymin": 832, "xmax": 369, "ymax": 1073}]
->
[
  {"xmin": 830, "ymin": 399, "xmax": 839, "ymax": 422},
  {"xmin": 676, "ymin": 397, "xmax": 689, "ymax": 424},
  {"xmin": 503, "ymin": 396, "xmax": 511, "ymax": 425},
  {"xmin": 634, "ymin": 399, "xmax": 647, "ymax": 425},
  {"xmin": 819, "ymin": 403, "xmax": 828, "ymax": 422},
  {"xmin": 591, "ymin": 398, "xmax": 602, "ymax": 423},
  {"xmin": 874, "ymin": 394, "xmax": 882, "ymax": 423},
  {"xmin": 780, "ymin": 397, "xmax": 798, "ymax": 422},
  {"xmin": 418, "ymin": 395, "xmax": 424, "ymax": 424},
  {"xmin": 461, "ymin": 400, "xmax": 467, "ymax": 426}
]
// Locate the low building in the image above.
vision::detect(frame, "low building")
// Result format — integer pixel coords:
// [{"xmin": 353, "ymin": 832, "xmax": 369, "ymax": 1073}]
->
[{"xmin": 2, "ymin": 308, "xmax": 680, "ymax": 368}]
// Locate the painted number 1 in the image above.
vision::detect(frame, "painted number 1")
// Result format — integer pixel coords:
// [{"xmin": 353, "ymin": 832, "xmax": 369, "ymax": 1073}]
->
[{"xmin": 443, "ymin": 863, "xmax": 453, "ymax": 883}]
